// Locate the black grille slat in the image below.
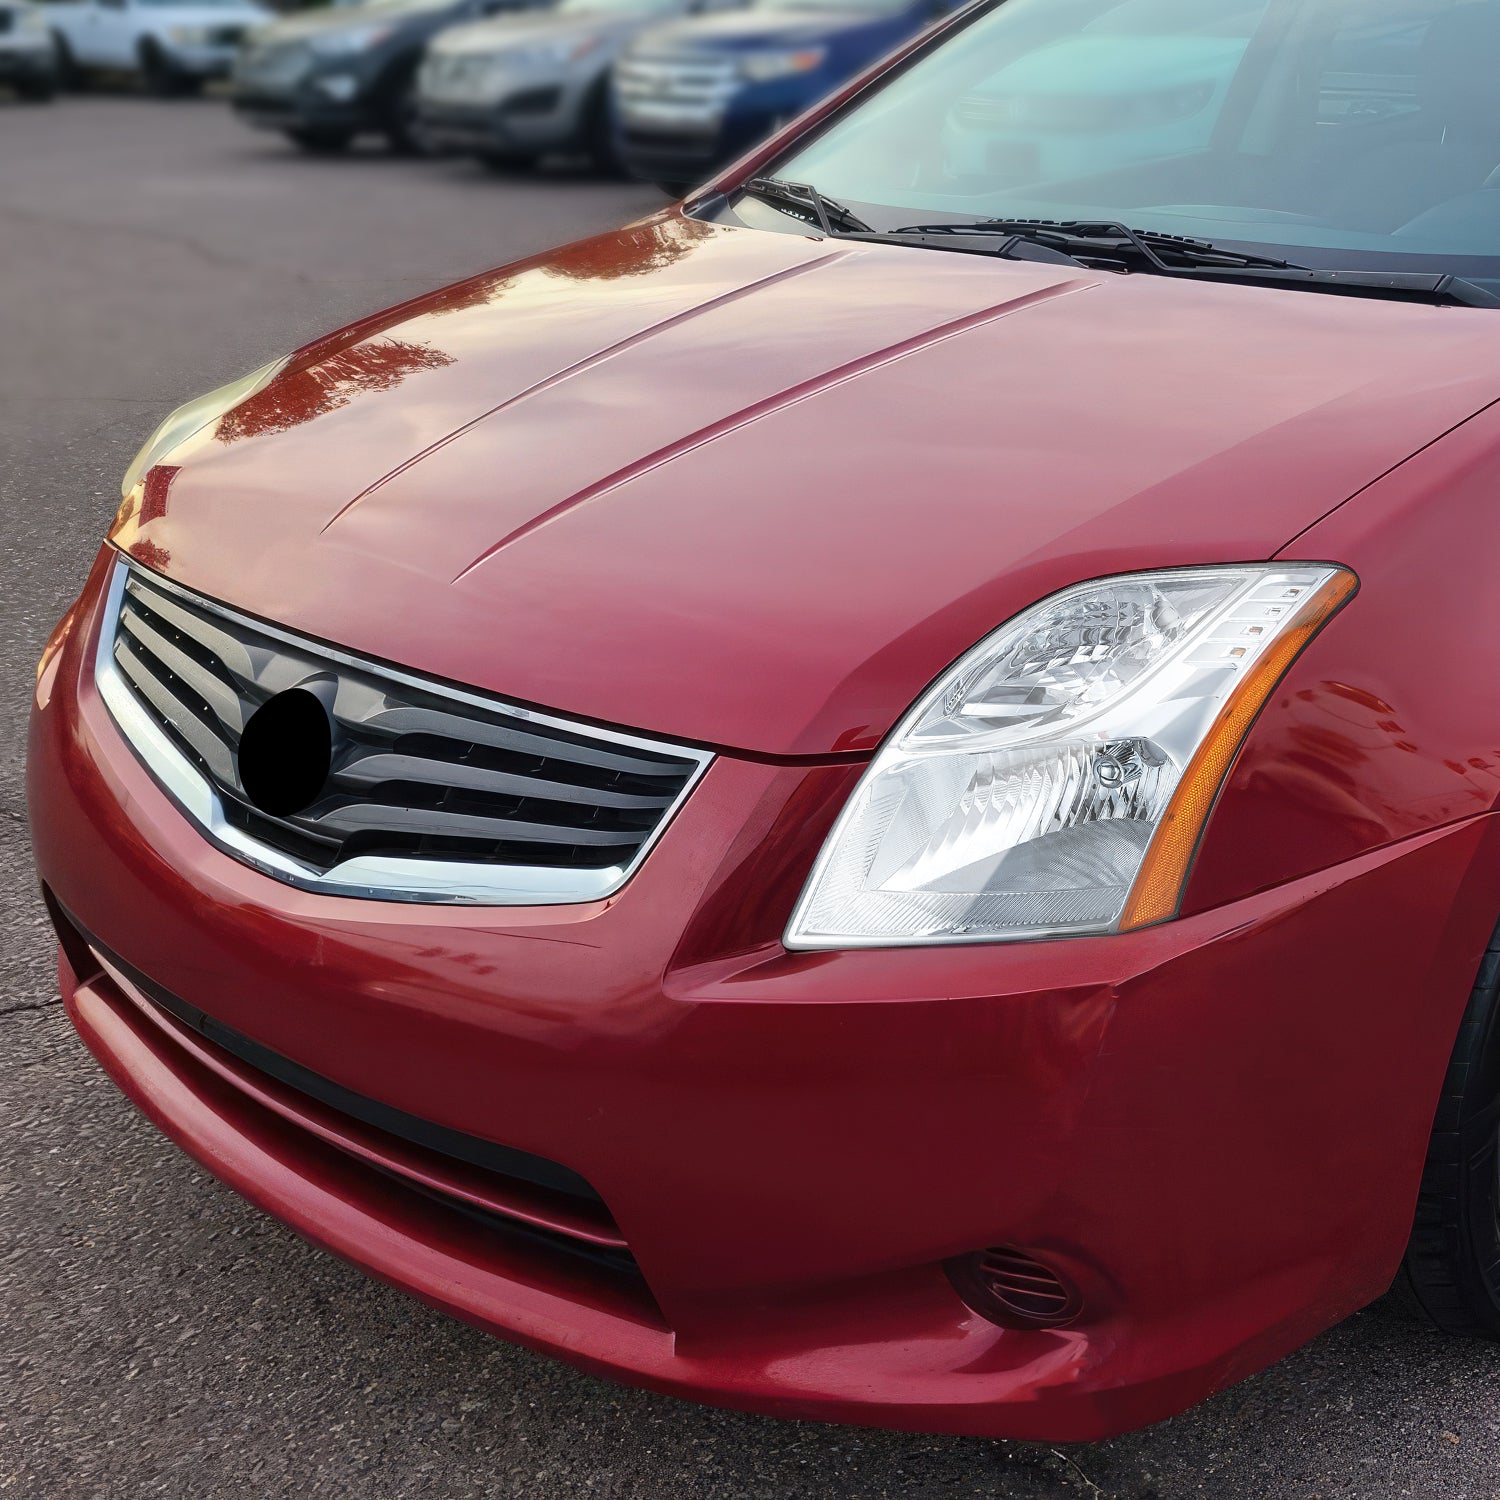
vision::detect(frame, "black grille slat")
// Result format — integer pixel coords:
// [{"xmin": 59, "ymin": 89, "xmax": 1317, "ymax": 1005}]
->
[
  {"xmin": 118, "ymin": 606, "xmax": 249, "ymax": 734},
  {"xmin": 114, "ymin": 635, "xmax": 240, "ymax": 785},
  {"xmin": 124, "ymin": 576, "xmax": 259, "ymax": 683},
  {"xmin": 312, "ymin": 800, "xmax": 650, "ymax": 848},
  {"xmin": 351, "ymin": 703, "xmax": 692, "ymax": 780},
  {"xmin": 330, "ymin": 750, "xmax": 677, "ymax": 811},
  {"xmin": 106, "ymin": 567, "xmax": 704, "ymax": 882}
]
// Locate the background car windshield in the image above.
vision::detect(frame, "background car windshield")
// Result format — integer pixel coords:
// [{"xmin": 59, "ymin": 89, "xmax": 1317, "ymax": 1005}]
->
[
  {"xmin": 556, "ymin": 0, "xmax": 685, "ymax": 14},
  {"xmin": 768, "ymin": 0, "xmax": 1500, "ymax": 284},
  {"xmin": 757, "ymin": 0, "xmax": 916, "ymax": 14},
  {"xmin": 340, "ymin": 0, "xmax": 452, "ymax": 13}
]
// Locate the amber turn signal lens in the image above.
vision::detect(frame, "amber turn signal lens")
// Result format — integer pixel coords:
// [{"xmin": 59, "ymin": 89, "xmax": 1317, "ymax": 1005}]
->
[{"xmin": 1118, "ymin": 567, "xmax": 1358, "ymax": 930}]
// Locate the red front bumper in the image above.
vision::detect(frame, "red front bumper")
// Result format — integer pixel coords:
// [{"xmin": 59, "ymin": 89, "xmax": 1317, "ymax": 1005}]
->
[{"xmin": 27, "ymin": 551, "xmax": 1500, "ymax": 1440}]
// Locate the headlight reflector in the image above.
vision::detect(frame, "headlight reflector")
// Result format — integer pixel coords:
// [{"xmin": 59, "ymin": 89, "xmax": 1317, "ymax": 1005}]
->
[
  {"xmin": 785, "ymin": 565, "xmax": 1356, "ymax": 949},
  {"xmin": 740, "ymin": 47, "xmax": 826, "ymax": 82}
]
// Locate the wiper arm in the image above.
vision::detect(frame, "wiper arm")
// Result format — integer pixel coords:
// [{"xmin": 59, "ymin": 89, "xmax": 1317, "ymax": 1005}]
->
[
  {"xmin": 740, "ymin": 177, "xmax": 871, "ymax": 235},
  {"xmin": 736, "ymin": 189, "xmax": 1088, "ymax": 265}
]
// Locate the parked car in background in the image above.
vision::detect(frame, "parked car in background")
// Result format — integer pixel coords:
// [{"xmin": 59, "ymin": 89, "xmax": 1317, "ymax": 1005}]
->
[
  {"xmin": 416, "ymin": 0, "xmax": 743, "ymax": 172},
  {"xmin": 0, "ymin": 0, "xmax": 59, "ymax": 97},
  {"xmin": 231, "ymin": 0, "xmax": 543, "ymax": 154},
  {"xmin": 612, "ymin": 0, "xmax": 959, "ymax": 192},
  {"xmin": 45, "ymin": 0, "xmax": 269, "ymax": 95}
]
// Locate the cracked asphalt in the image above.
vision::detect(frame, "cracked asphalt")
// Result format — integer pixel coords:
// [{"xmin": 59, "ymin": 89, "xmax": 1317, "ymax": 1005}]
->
[{"xmin": 5, "ymin": 94, "xmax": 1500, "ymax": 1500}]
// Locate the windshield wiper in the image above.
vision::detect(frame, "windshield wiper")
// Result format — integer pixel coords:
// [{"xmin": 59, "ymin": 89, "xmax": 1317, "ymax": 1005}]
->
[
  {"xmin": 740, "ymin": 177, "xmax": 872, "ymax": 235},
  {"xmin": 866, "ymin": 219, "xmax": 1500, "ymax": 306},
  {"xmin": 734, "ymin": 201, "xmax": 1500, "ymax": 307},
  {"xmin": 885, "ymin": 219, "xmax": 1305, "ymax": 271}
]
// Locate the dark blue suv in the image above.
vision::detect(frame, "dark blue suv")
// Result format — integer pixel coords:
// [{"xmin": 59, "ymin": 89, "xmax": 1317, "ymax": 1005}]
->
[{"xmin": 611, "ymin": 0, "xmax": 956, "ymax": 191}]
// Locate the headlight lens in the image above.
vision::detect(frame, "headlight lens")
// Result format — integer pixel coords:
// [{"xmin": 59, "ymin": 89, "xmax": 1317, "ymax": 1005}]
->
[
  {"xmin": 167, "ymin": 24, "xmax": 210, "ymax": 44},
  {"xmin": 120, "ymin": 359, "xmax": 285, "ymax": 500},
  {"xmin": 20, "ymin": 7, "xmax": 49, "ymax": 32},
  {"xmin": 740, "ymin": 46, "xmax": 825, "ymax": 82},
  {"xmin": 785, "ymin": 565, "xmax": 1356, "ymax": 949}
]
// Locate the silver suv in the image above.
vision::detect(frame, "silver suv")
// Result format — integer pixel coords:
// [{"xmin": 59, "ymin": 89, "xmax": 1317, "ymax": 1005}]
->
[
  {"xmin": 416, "ymin": 0, "xmax": 746, "ymax": 170},
  {"xmin": 0, "ymin": 0, "xmax": 57, "ymax": 98}
]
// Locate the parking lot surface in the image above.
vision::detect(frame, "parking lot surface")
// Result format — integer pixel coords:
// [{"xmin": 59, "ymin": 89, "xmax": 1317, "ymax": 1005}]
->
[{"xmin": 5, "ymin": 94, "xmax": 1500, "ymax": 1500}]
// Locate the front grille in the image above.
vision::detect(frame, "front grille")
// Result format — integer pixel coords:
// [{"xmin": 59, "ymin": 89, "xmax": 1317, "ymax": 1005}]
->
[
  {"xmin": 501, "ymin": 85, "xmax": 562, "ymax": 115},
  {"xmin": 232, "ymin": 40, "xmax": 310, "ymax": 90},
  {"xmin": 422, "ymin": 53, "xmax": 488, "ymax": 87},
  {"xmin": 613, "ymin": 55, "xmax": 737, "ymax": 125},
  {"xmin": 207, "ymin": 24, "xmax": 245, "ymax": 45},
  {"xmin": 95, "ymin": 559, "xmax": 711, "ymax": 904}
]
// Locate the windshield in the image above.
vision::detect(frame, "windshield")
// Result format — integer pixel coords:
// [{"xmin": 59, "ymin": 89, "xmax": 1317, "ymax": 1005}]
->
[
  {"xmin": 556, "ymin": 0, "xmax": 683, "ymax": 14},
  {"xmin": 342, "ymin": 0, "xmax": 451, "ymax": 13},
  {"xmin": 763, "ymin": 0, "xmax": 1500, "ymax": 287},
  {"xmin": 758, "ymin": 0, "xmax": 914, "ymax": 13}
]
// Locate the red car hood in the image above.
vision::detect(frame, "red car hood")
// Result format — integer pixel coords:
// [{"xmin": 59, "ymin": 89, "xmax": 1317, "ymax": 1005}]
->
[{"xmin": 112, "ymin": 213, "xmax": 1500, "ymax": 757}]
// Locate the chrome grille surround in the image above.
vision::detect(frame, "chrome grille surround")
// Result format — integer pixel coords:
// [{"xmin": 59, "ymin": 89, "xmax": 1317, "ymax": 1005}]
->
[
  {"xmin": 612, "ymin": 54, "xmax": 739, "ymax": 132},
  {"xmin": 93, "ymin": 556, "xmax": 713, "ymax": 905}
]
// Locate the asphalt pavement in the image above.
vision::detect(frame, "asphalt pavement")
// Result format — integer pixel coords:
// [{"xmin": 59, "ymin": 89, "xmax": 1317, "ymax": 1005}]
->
[{"xmin": 3, "ymin": 93, "xmax": 1500, "ymax": 1500}]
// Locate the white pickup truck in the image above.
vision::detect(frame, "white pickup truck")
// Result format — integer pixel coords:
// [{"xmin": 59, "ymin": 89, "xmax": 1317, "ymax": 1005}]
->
[{"xmin": 45, "ymin": 0, "xmax": 271, "ymax": 94}]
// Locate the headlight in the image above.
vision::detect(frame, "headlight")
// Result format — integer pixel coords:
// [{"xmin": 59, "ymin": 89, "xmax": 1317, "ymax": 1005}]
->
[
  {"xmin": 20, "ymin": 7, "xmax": 49, "ymax": 32},
  {"xmin": 120, "ymin": 359, "xmax": 285, "ymax": 500},
  {"xmin": 739, "ymin": 46, "xmax": 825, "ymax": 82},
  {"xmin": 167, "ymin": 24, "xmax": 211, "ymax": 44},
  {"xmin": 308, "ymin": 25, "xmax": 391, "ymax": 57},
  {"xmin": 785, "ymin": 565, "xmax": 1356, "ymax": 949}
]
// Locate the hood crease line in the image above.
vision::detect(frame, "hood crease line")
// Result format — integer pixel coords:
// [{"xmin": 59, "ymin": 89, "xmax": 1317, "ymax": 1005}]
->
[
  {"xmin": 317, "ymin": 244, "xmax": 854, "ymax": 538},
  {"xmin": 450, "ymin": 272, "xmax": 1099, "ymax": 584}
]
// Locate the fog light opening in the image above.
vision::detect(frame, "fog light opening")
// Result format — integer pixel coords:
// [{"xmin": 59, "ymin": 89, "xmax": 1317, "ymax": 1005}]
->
[{"xmin": 946, "ymin": 1246, "xmax": 1083, "ymax": 1330}]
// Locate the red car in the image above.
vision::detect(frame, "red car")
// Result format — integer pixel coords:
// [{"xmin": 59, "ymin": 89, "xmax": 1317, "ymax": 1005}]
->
[{"xmin": 28, "ymin": 0, "xmax": 1500, "ymax": 1442}]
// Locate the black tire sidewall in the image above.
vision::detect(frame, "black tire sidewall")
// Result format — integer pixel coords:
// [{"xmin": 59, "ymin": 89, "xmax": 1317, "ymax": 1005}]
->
[{"xmin": 1403, "ymin": 931, "xmax": 1500, "ymax": 1335}]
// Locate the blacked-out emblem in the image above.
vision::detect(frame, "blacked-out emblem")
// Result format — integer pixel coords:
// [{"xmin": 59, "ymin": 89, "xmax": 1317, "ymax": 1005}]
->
[{"xmin": 237, "ymin": 687, "xmax": 333, "ymax": 817}]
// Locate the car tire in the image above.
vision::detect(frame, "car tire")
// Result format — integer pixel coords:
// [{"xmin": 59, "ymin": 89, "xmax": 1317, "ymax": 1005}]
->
[
  {"xmin": 284, "ymin": 126, "xmax": 355, "ymax": 154},
  {"xmin": 51, "ymin": 34, "xmax": 83, "ymax": 90},
  {"xmin": 583, "ymin": 79, "xmax": 623, "ymax": 177},
  {"xmin": 18, "ymin": 73, "xmax": 57, "ymax": 102},
  {"xmin": 383, "ymin": 74, "xmax": 432, "ymax": 155},
  {"xmin": 139, "ymin": 41, "xmax": 194, "ymax": 98},
  {"xmin": 1398, "ymin": 918, "xmax": 1500, "ymax": 1337},
  {"xmin": 477, "ymin": 149, "xmax": 535, "ymax": 173}
]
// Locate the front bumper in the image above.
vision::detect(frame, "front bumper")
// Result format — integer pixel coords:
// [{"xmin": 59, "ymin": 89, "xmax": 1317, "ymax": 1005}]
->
[
  {"xmin": 231, "ymin": 74, "xmax": 381, "ymax": 133},
  {"xmin": 417, "ymin": 84, "xmax": 585, "ymax": 157},
  {"xmin": 28, "ymin": 549, "xmax": 1500, "ymax": 1440},
  {"xmin": 0, "ymin": 42, "xmax": 57, "ymax": 80},
  {"xmin": 614, "ymin": 108, "xmax": 772, "ymax": 185},
  {"xmin": 169, "ymin": 47, "xmax": 237, "ymax": 78}
]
